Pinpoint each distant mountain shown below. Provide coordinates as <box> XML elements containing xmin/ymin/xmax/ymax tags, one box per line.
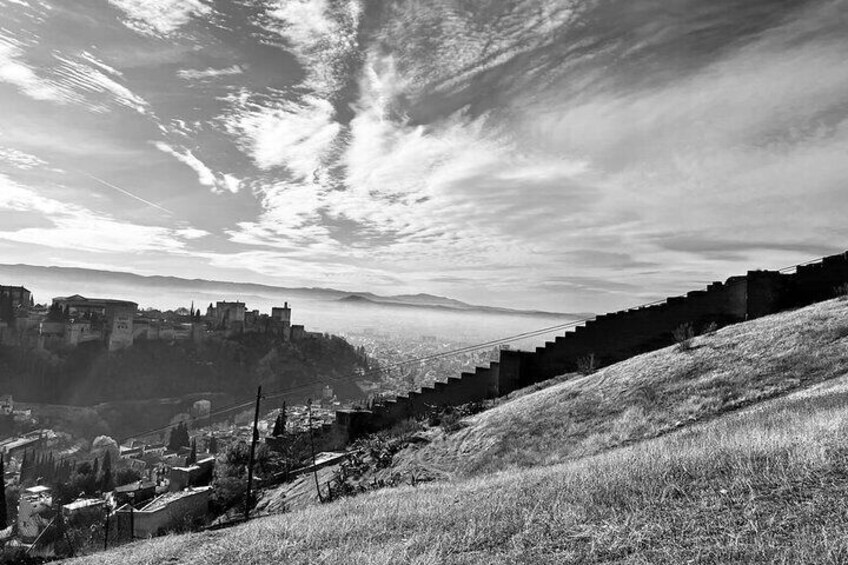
<box><xmin>337</xmin><ymin>293</ymin><xmax>582</xmax><ymax>318</ymax></box>
<box><xmin>0</xmin><ymin>263</ymin><xmax>589</xmax><ymax>319</ymax></box>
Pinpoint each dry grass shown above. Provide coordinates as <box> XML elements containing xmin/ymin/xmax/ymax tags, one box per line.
<box><xmin>63</xmin><ymin>299</ymin><xmax>848</xmax><ymax>565</ymax></box>
<box><xmin>397</xmin><ymin>298</ymin><xmax>848</xmax><ymax>476</ymax></box>
<box><xmin>66</xmin><ymin>366</ymin><xmax>848</xmax><ymax>565</ymax></box>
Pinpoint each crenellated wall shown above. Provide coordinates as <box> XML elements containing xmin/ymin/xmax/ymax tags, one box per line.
<box><xmin>333</xmin><ymin>250</ymin><xmax>848</xmax><ymax>439</ymax></box>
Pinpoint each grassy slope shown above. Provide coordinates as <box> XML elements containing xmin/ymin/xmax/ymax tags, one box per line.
<box><xmin>394</xmin><ymin>297</ymin><xmax>848</xmax><ymax>477</ymax></box>
<box><xmin>65</xmin><ymin>298</ymin><xmax>848</xmax><ymax>564</ymax></box>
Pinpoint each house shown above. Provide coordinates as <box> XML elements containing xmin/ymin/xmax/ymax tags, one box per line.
<box><xmin>62</xmin><ymin>498</ymin><xmax>105</xmax><ymax>521</ymax></box>
<box><xmin>110</xmin><ymin>480</ymin><xmax>156</xmax><ymax>508</ymax></box>
<box><xmin>116</xmin><ymin>486</ymin><xmax>211</xmax><ymax>538</ymax></box>
<box><xmin>168</xmin><ymin>455</ymin><xmax>215</xmax><ymax>492</ymax></box>
<box><xmin>0</xmin><ymin>395</ymin><xmax>12</xmax><ymax>416</ymax></box>
<box><xmin>18</xmin><ymin>485</ymin><xmax>52</xmax><ymax>542</ymax></box>
<box><xmin>0</xmin><ymin>436</ymin><xmax>43</xmax><ymax>458</ymax></box>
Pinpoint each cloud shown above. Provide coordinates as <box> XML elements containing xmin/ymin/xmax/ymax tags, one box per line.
<box><xmin>0</xmin><ymin>31</ymin><xmax>149</xmax><ymax>114</ymax></box>
<box><xmin>263</xmin><ymin>0</ymin><xmax>363</xmax><ymax>98</ymax></box>
<box><xmin>226</xmin><ymin>50</ymin><xmax>594</xmax><ymax>287</ymax></box>
<box><xmin>0</xmin><ymin>147</ymin><xmax>46</xmax><ymax>170</ymax></box>
<box><xmin>52</xmin><ymin>51</ymin><xmax>149</xmax><ymax>114</ymax></box>
<box><xmin>0</xmin><ymin>174</ymin><xmax>207</xmax><ymax>254</ymax></box>
<box><xmin>177</xmin><ymin>65</ymin><xmax>243</xmax><ymax>80</ymax></box>
<box><xmin>153</xmin><ymin>141</ymin><xmax>240</xmax><ymax>194</ymax></box>
<box><xmin>107</xmin><ymin>0</ymin><xmax>212</xmax><ymax>36</ymax></box>
<box><xmin>228</xmin><ymin>181</ymin><xmax>330</xmax><ymax>248</ymax></box>
<box><xmin>0</xmin><ymin>33</ymin><xmax>69</xmax><ymax>103</ymax></box>
<box><xmin>224</xmin><ymin>94</ymin><xmax>341</xmax><ymax>176</ymax></box>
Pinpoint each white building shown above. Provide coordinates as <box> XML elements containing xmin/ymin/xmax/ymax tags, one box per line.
<box><xmin>117</xmin><ymin>486</ymin><xmax>211</xmax><ymax>538</ymax></box>
<box><xmin>18</xmin><ymin>485</ymin><xmax>52</xmax><ymax>542</ymax></box>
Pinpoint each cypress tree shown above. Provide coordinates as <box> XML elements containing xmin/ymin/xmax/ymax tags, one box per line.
<box><xmin>168</xmin><ymin>422</ymin><xmax>190</xmax><ymax>451</ymax></box>
<box><xmin>187</xmin><ymin>439</ymin><xmax>197</xmax><ymax>466</ymax></box>
<box><xmin>19</xmin><ymin>451</ymin><xmax>28</xmax><ymax>483</ymax></box>
<box><xmin>208</xmin><ymin>435</ymin><xmax>218</xmax><ymax>454</ymax></box>
<box><xmin>272</xmin><ymin>403</ymin><xmax>287</xmax><ymax>436</ymax></box>
<box><xmin>101</xmin><ymin>451</ymin><xmax>113</xmax><ymax>492</ymax></box>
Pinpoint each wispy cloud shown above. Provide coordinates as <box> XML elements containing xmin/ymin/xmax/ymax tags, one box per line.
<box><xmin>0</xmin><ymin>174</ymin><xmax>206</xmax><ymax>253</ymax></box>
<box><xmin>224</xmin><ymin>94</ymin><xmax>340</xmax><ymax>175</ymax></box>
<box><xmin>177</xmin><ymin>65</ymin><xmax>243</xmax><ymax>80</ymax></box>
<box><xmin>53</xmin><ymin>51</ymin><xmax>149</xmax><ymax>114</ymax></box>
<box><xmin>153</xmin><ymin>141</ymin><xmax>241</xmax><ymax>194</ymax></box>
<box><xmin>263</xmin><ymin>0</ymin><xmax>362</xmax><ymax>98</ymax></box>
<box><xmin>0</xmin><ymin>31</ymin><xmax>149</xmax><ymax>114</ymax></box>
<box><xmin>107</xmin><ymin>0</ymin><xmax>212</xmax><ymax>36</ymax></box>
<box><xmin>0</xmin><ymin>146</ymin><xmax>46</xmax><ymax>170</ymax></box>
<box><xmin>0</xmin><ymin>33</ymin><xmax>69</xmax><ymax>103</ymax></box>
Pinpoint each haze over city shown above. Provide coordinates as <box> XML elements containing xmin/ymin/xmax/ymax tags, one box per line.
<box><xmin>2</xmin><ymin>0</ymin><xmax>847</xmax><ymax>313</ymax></box>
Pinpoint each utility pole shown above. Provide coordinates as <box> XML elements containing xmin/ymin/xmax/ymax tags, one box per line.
<box><xmin>103</xmin><ymin>507</ymin><xmax>110</xmax><ymax>550</ymax></box>
<box><xmin>307</xmin><ymin>399</ymin><xmax>323</xmax><ymax>502</ymax></box>
<box><xmin>244</xmin><ymin>386</ymin><xmax>262</xmax><ymax>521</ymax></box>
<box><xmin>128</xmin><ymin>492</ymin><xmax>135</xmax><ymax>541</ymax></box>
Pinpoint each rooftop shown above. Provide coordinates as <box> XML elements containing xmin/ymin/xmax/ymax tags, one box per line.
<box><xmin>52</xmin><ymin>295</ymin><xmax>138</xmax><ymax>308</ymax></box>
<box><xmin>114</xmin><ymin>480</ymin><xmax>155</xmax><ymax>493</ymax></box>
<box><xmin>140</xmin><ymin>486</ymin><xmax>211</xmax><ymax>512</ymax></box>
<box><xmin>63</xmin><ymin>498</ymin><xmax>104</xmax><ymax>512</ymax></box>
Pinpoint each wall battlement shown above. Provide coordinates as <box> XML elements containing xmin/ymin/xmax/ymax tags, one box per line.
<box><xmin>334</xmin><ymin>250</ymin><xmax>848</xmax><ymax>439</ymax></box>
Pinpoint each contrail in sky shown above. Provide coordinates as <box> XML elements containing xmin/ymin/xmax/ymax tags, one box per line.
<box><xmin>81</xmin><ymin>171</ymin><xmax>174</xmax><ymax>215</ymax></box>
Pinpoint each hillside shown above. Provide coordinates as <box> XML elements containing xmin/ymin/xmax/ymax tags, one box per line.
<box><xmin>0</xmin><ymin>333</ymin><xmax>369</xmax><ymax>438</ymax></box>
<box><xmin>386</xmin><ymin>296</ymin><xmax>848</xmax><ymax>478</ymax></box>
<box><xmin>63</xmin><ymin>298</ymin><xmax>848</xmax><ymax>564</ymax></box>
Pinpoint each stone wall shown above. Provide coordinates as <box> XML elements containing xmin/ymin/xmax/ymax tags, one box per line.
<box><xmin>331</xmin><ymin>250</ymin><xmax>848</xmax><ymax>439</ymax></box>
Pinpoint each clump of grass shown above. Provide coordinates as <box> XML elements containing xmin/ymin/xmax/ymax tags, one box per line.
<box><xmin>576</xmin><ymin>353</ymin><xmax>597</xmax><ymax>375</ymax></box>
<box><xmin>673</xmin><ymin>323</ymin><xmax>695</xmax><ymax>352</ymax></box>
<box><xmin>701</xmin><ymin>321</ymin><xmax>719</xmax><ymax>335</ymax></box>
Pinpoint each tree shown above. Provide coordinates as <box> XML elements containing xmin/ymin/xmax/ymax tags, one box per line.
<box><xmin>187</xmin><ymin>439</ymin><xmax>197</xmax><ymax>466</ymax></box>
<box><xmin>271</xmin><ymin>403</ymin><xmax>287</xmax><ymax>436</ymax></box>
<box><xmin>0</xmin><ymin>454</ymin><xmax>8</xmax><ymax>529</ymax></box>
<box><xmin>115</xmin><ymin>468</ymin><xmax>141</xmax><ymax>488</ymax></box>
<box><xmin>207</xmin><ymin>435</ymin><xmax>219</xmax><ymax>455</ymax></box>
<box><xmin>100</xmin><ymin>451</ymin><xmax>114</xmax><ymax>492</ymax></box>
<box><xmin>167</xmin><ymin>422</ymin><xmax>190</xmax><ymax>452</ymax></box>
<box><xmin>211</xmin><ymin>441</ymin><xmax>271</xmax><ymax>512</ymax></box>
<box><xmin>20</xmin><ymin>451</ymin><xmax>33</xmax><ymax>484</ymax></box>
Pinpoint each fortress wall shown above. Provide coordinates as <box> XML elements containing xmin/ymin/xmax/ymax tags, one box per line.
<box><xmin>335</xmin><ymin>250</ymin><xmax>848</xmax><ymax>439</ymax></box>
<box><xmin>787</xmin><ymin>252</ymin><xmax>848</xmax><ymax>307</ymax></box>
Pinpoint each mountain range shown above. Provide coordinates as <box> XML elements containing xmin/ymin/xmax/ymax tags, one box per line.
<box><xmin>0</xmin><ymin>264</ymin><xmax>588</xmax><ymax>319</ymax></box>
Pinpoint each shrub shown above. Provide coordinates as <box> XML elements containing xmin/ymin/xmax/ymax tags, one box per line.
<box><xmin>576</xmin><ymin>353</ymin><xmax>597</xmax><ymax>375</ymax></box>
<box><xmin>834</xmin><ymin>283</ymin><xmax>848</xmax><ymax>300</ymax></box>
<box><xmin>439</xmin><ymin>409</ymin><xmax>464</xmax><ymax>434</ymax></box>
<box><xmin>673</xmin><ymin>323</ymin><xmax>695</xmax><ymax>352</ymax></box>
<box><xmin>701</xmin><ymin>321</ymin><xmax>719</xmax><ymax>335</ymax></box>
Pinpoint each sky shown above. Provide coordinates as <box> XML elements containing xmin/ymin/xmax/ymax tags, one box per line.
<box><xmin>0</xmin><ymin>0</ymin><xmax>847</xmax><ymax>313</ymax></box>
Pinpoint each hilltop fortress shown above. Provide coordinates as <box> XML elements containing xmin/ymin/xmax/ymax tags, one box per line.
<box><xmin>0</xmin><ymin>292</ymin><xmax>306</xmax><ymax>352</ymax></box>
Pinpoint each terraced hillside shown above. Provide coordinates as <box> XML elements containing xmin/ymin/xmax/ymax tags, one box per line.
<box><xmin>65</xmin><ymin>297</ymin><xmax>848</xmax><ymax>564</ymax></box>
